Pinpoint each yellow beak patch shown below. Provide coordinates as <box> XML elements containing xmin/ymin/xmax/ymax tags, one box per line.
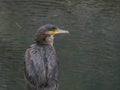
<box><xmin>49</xmin><ymin>29</ymin><xmax>58</xmax><ymax>35</ymax></box>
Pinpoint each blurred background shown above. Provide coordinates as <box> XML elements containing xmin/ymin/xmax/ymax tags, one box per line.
<box><xmin>0</xmin><ymin>0</ymin><xmax>120</xmax><ymax>90</ymax></box>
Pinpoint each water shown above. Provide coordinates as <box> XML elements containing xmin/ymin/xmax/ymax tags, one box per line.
<box><xmin>0</xmin><ymin>0</ymin><xmax>120</xmax><ymax>90</ymax></box>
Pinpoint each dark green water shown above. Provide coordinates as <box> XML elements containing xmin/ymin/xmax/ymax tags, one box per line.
<box><xmin>0</xmin><ymin>0</ymin><xmax>120</xmax><ymax>90</ymax></box>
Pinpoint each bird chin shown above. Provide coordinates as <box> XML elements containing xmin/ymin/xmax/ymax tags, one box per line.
<box><xmin>50</xmin><ymin>43</ymin><xmax>53</xmax><ymax>46</ymax></box>
<box><xmin>45</xmin><ymin>36</ymin><xmax>54</xmax><ymax>46</ymax></box>
<box><xmin>48</xmin><ymin>40</ymin><xmax>54</xmax><ymax>46</ymax></box>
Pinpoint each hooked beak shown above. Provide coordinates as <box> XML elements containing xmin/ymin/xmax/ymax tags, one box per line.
<box><xmin>49</xmin><ymin>29</ymin><xmax>69</xmax><ymax>35</ymax></box>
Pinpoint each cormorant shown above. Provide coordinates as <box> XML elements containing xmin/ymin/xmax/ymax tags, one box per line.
<box><xmin>24</xmin><ymin>24</ymin><xmax>69</xmax><ymax>90</ymax></box>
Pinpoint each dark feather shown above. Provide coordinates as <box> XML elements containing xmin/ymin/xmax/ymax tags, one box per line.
<box><xmin>24</xmin><ymin>44</ymin><xmax>59</xmax><ymax>90</ymax></box>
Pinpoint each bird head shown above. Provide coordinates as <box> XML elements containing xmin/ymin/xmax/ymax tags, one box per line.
<box><xmin>35</xmin><ymin>24</ymin><xmax>69</xmax><ymax>45</ymax></box>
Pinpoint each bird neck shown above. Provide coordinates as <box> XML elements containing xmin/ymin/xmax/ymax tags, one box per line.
<box><xmin>36</xmin><ymin>42</ymin><xmax>53</xmax><ymax>47</ymax></box>
<box><xmin>44</xmin><ymin>35</ymin><xmax>54</xmax><ymax>46</ymax></box>
<box><xmin>35</xmin><ymin>35</ymin><xmax>54</xmax><ymax>46</ymax></box>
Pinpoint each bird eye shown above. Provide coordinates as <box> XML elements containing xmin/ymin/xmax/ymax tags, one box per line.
<box><xmin>52</xmin><ymin>27</ymin><xmax>57</xmax><ymax>30</ymax></box>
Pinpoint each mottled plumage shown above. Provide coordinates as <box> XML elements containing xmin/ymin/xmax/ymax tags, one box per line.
<box><xmin>24</xmin><ymin>24</ymin><xmax>68</xmax><ymax>90</ymax></box>
<box><xmin>24</xmin><ymin>44</ymin><xmax>59</xmax><ymax>90</ymax></box>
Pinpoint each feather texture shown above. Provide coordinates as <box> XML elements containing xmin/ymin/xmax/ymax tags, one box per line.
<box><xmin>24</xmin><ymin>44</ymin><xmax>59</xmax><ymax>90</ymax></box>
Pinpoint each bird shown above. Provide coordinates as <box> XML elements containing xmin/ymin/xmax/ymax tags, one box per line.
<box><xmin>24</xmin><ymin>24</ymin><xmax>69</xmax><ymax>90</ymax></box>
